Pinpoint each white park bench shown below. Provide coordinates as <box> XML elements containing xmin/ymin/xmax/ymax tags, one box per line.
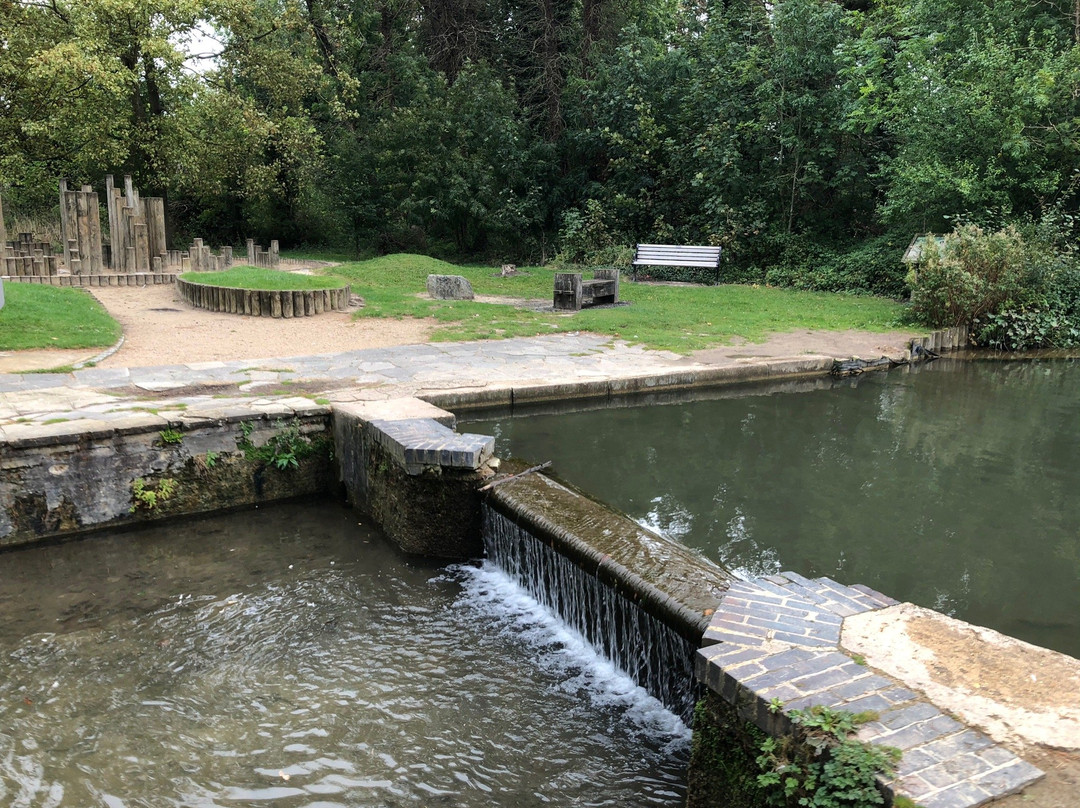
<box><xmin>632</xmin><ymin>243</ymin><xmax>722</xmax><ymax>283</ymax></box>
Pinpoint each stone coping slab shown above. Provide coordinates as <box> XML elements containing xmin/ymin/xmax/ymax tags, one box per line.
<box><xmin>697</xmin><ymin>572</ymin><xmax>1044</xmax><ymax>808</ymax></box>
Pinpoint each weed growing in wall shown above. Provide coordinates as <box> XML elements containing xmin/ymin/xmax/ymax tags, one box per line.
<box><xmin>755</xmin><ymin>705</ymin><xmax>900</xmax><ymax>807</ymax></box>
<box><xmin>237</xmin><ymin>419</ymin><xmax>327</xmax><ymax>470</ymax></box>
<box><xmin>130</xmin><ymin>478</ymin><xmax>178</xmax><ymax>512</ymax></box>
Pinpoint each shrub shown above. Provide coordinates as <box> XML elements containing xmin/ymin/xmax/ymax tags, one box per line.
<box><xmin>906</xmin><ymin>225</ymin><xmax>1031</xmax><ymax>328</ymax></box>
<box><xmin>972</xmin><ymin>310</ymin><xmax>1080</xmax><ymax>350</ymax></box>
<box><xmin>556</xmin><ymin>199</ymin><xmax>632</xmax><ymax>267</ymax></box>
<box><xmin>762</xmin><ymin>233</ymin><xmax>907</xmax><ymax>297</ymax></box>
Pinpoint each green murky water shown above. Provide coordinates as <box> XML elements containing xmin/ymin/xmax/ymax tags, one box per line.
<box><xmin>466</xmin><ymin>358</ymin><xmax>1080</xmax><ymax>658</ymax></box>
<box><xmin>0</xmin><ymin>501</ymin><xmax>689</xmax><ymax>806</ymax></box>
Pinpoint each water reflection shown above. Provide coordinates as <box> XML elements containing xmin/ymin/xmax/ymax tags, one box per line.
<box><xmin>0</xmin><ymin>502</ymin><xmax>688</xmax><ymax>807</ymax></box>
<box><xmin>467</xmin><ymin>358</ymin><xmax>1080</xmax><ymax>658</ymax></box>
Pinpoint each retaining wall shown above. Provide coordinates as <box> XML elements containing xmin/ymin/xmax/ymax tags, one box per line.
<box><xmin>177</xmin><ymin>279</ymin><xmax>350</xmax><ymax>317</ymax></box>
<box><xmin>0</xmin><ymin>407</ymin><xmax>334</xmax><ymax>550</ymax></box>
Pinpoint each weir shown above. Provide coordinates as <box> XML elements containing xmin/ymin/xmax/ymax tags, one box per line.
<box><xmin>483</xmin><ymin>505</ymin><xmax>701</xmax><ymax>719</ymax></box>
<box><xmin>481</xmin><ymin>466</ymin><xmax>735</xmax><ymax>722</ymax></box>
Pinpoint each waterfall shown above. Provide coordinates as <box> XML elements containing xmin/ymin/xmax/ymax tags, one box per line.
<box><xmin>482</xmin><ymin>504</ymin><xmax>700</xmax><ymax>722</ymax></box>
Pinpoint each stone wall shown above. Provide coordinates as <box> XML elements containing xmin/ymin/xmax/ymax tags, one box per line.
<box><xmin>332</xmin><ymin>399</ymin><xmax>496</xmax><ymax>558</ymax></box>
<box><xmin>0</xmin><ymin>408</ymin><xmax>334</xmax><ymax>550</ymax></box>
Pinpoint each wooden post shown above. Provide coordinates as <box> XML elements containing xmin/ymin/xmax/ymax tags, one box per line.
<box><xmin>270</xmin><ymin>239</ymin><xmax>279</xmax><ymax>268</ymax></box>
<box><xmin>85</xmin><ymin>189</ymin><xmax>103</xmax><ymax>273</ymax></box>
<box><xmin>146</xmin><ymin>197</ymin><xmax>167</xmax><ymax>262</ymax></box>
<box><xmin>134</xmin><ymin>222</ymin><xmax>149</xmax><ymax>272</ymax></box>
<box><xmin>246</xmin><ymin>238</ymin><xmax>255</xmax><ymax>266</ymax></box>
<box><xmin>0</xmin><ymin>191</ymin><xmax>6</xmax><ymax>257</ymax></box>
<box><xmin>59</xmin><ymin>179</ymin><xmax>71</xmax><ymax>269</ymax></box>
<box><xmin>105</xmin><ymin>175</ymin><xmax>117</xmax><ymax>268</ymax></box>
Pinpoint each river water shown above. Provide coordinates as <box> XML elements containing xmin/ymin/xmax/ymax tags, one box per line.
<box><xmin>0</xmin><ymin>501</ymin><xmax>689</xmax><ymax>807</ymax></box>
<box><xmin>466</xmin><ymin>358</ymin><xmax>1080</xmax><ymax>659</ymax></box>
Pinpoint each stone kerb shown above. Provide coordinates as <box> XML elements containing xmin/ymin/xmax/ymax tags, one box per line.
<box><xmin>697</xmin><ymin>572</ymin><xmax>1043</xmax><ymax>808</ymax></box>
<box><xmin>177</xmin><ymin>278</ymin><xmax>351</xmax><ymax>317</ymax></box>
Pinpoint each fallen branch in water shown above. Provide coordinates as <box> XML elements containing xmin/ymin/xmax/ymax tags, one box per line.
<box><xmin>478</xmin><ymin>461</ymin><xmax>552</xmax><ymax>492</ymax></box>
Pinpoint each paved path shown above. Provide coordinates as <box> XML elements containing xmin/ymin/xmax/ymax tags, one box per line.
<box><xmin>0</xmin><ymin>334</ymin><xmax>889</xmax><ymax>429</ymax></box>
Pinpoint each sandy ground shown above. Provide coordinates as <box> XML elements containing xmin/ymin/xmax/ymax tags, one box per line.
<box><xmin>0</xmin><ymin>283</ymin><xmax>437</xmax><ymax>372</ymax></box>
<box><xmin>0</xmin><ymin>282</ymin><xmax>916</xmax><ymax>372</ymax></box>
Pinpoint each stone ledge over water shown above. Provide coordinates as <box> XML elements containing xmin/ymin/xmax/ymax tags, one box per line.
<box><xmin>697</xmin><ymin>572</ymin><xmax>1045</xmax><ymax>808</ymax></box>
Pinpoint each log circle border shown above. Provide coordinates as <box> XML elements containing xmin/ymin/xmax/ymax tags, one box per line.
<box><xmin>177</xmin><ymin>278</ymin><xmax>351</xmax><ymax>318</ymax></box>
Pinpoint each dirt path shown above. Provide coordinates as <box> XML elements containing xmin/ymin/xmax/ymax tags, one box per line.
<box><xmin>0</xmin><ymin>282</ymin><xmax>916</xmax><ymax>373</ymax></box>
<box><xmin>0</xmin><ymin>284</ymin><xmax>438</xmax><ymax>372</ymax></box>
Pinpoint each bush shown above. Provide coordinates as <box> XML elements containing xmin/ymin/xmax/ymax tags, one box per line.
<box><xmin>906</xmin><ymin>225</ymin><xmax>1032</xmax><ymax>328</ymax></box>
<box><xmin>762</xmin><ymin>233</ymin><xmax>907</xmax><ymax>297</ymax></box>
<box><xmin>973</xmin><ymin>310</ymin><xmax>1080</xmax><ymax>350</ymax></box>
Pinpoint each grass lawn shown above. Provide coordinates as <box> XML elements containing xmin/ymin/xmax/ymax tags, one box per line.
<box><xmin>181</xmin><ymin>266</ymin><xmax>349</xmax><ymax>290</ymax></box>
<box><xmin>0</xmin><ymin>284</ymin><xmax>121</xmax><ymax>351</ymax></box>
<box><xmin>322</xmin><ymin>254</ymin><xmax>910</xmax><ymax>353</ymax></box>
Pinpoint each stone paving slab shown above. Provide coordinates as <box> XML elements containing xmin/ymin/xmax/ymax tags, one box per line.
<box><xmin>698</xmin><ymin>571</ymin><xmax>1043</xmax><ymax>808</ymax></box>
<box><xmin>0</xmin><ymin>334</ymin><xmax>850</xmax><ymax>428</ymax></box>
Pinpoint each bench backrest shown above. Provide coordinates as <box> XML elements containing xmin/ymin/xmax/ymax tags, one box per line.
<box><xmin>632</xmin><ymin>243</ymin><xmax>722</xmax><ymax>268</ymax></box>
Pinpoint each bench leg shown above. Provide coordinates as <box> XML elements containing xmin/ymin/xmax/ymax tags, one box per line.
<box><xmin>554</xmin><ymin>272</ymin><xmax>583</xmax><ymax>310</ymax></box>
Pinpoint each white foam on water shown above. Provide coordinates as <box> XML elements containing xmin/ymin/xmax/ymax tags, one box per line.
<box><xmin>447</xmin><ymin>561</ymin><xmax>692</xmax><ymax>751</ymax></box>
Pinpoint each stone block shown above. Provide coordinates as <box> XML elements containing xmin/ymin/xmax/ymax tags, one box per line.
<box><xmin>426</xmin><ymin>274</ymin><xmax>475</xmax><ymax>300</ymax></box>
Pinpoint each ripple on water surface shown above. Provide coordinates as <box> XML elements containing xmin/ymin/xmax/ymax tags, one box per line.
<box><xmin>0</xmin><ymin>501</ymin><xmax>688</xmax><ymax>807</ymax></box>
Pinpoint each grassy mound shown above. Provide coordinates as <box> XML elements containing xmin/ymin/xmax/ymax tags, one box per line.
<box><xmin>180</xmin><ymin>266</ymin><xmax>348</xmax><ymax>291</ymax></box>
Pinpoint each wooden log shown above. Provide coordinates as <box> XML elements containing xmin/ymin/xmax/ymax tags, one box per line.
<box><xmin>104</xmin><ymin>175</ymin><xmax>117</xmax><ymax>267</ymax></box>
<box><xmin>314</xmin><ymin>290</ymin><xmax>324</xmax><ymax>314</ymax></box>
<box><xmin>59</xmin><ymin>180</ymin><xmax>71</xmax><ymax>269</ymax></box>
<box><xmin>246</xmin><ymin>238</ymin><xmax>255</xmax><ymax>266</ymax></box>
<box><xmin>270</xmin><ymin>292</ymin><xmax>282</xmax><ymax>318</ymax></box>
<box><xmin>269</xmin><ymin>239</ymin><xmax>279</xmax><ymax>268</ymax></box>
<box><xmin>134</xmin><ymin>222</ymin><xmax>149</xmax><ymax>272</ymax></box>
<box><xmin>146</xmin><ymin>197</ymin><xmax>166</xmax><ymax>260</ymax></box>
<box><xmin>281</xmin><ymin>289</ymin><xmax>293</xmax><ymax>318</ymax></box>
<box><xmin>85</xmin><ymin>191</ymin><xmax>103</xmax><ymax>273</ymax></box>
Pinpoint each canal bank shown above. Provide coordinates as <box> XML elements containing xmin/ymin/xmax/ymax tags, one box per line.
<box><xmin>0</xmin><ymin>332</ymin><xmax>1073</xmax><ymax>806</ymax></box>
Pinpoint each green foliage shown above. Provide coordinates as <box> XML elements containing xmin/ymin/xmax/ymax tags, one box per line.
<box><xmin>237</xmin><ymin>419</ymin><xmax>323</xmax><ymax>470</ymax></box>
<box><xmin>556</xmin><ymin>200</ymin><xmax>632</xmax><ymax>268</ymax></box>
<box><xmin>689</xmin><ymin>700</ymin><xmax>771</xmax><ymax>808</ymax></box>
<box><xmin>6</xmin><ymin>0</ymin><xmax>1078</xmax><ymax>299</ymax></box>
<box><xmin>158</xmin><ymin>429</ymin><xmax>183</xmax><ymax>446</ymax></box>
<box><xmin>130</xmin><ymin>477</ymin><xmax>178</xmax><ymax>512</ymax></box>
<box><xmin>907</xmin><ymin>225</ymin><xmax>1032</xmax><ymax>327</ymax></box>
<box><xmin>0</xmin><ymin>285</ymin><xmax>121</xmax><ymax>351</ymax></box>
<box><xmin>756</xmin><ymin>706</ymin><xmax>899</xmax><ymax>808</ymax></box>
<box><xmin>763</xmin><ymin>235</ymin><xmax>909</xmax><ymax>298</ymax></box>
